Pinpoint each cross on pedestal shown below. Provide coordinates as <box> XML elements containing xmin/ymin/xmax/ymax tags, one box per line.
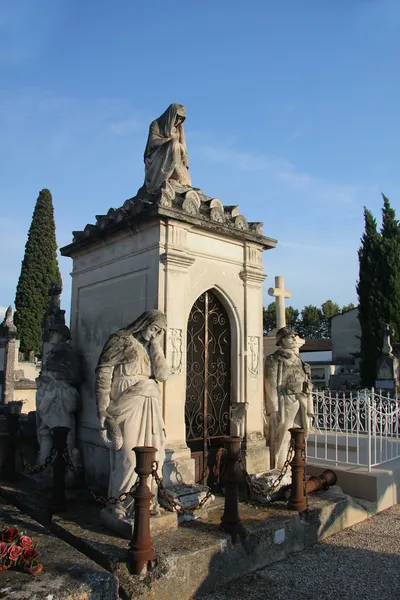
<box><xmin>48</xmin><ymin>281</ymin><xmax>62</xmax><ymax>311</ymax></box>
<box><xmin>268</xmin><ymin>276</ymin><xmax>292</xmax><ymax>329</ymax></box>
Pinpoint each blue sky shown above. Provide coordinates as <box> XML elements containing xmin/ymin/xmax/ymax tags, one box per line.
<box><xmin>1</xmin><ymin>0</ymin><xmax>399</xmax><ymax>322</ymax></box>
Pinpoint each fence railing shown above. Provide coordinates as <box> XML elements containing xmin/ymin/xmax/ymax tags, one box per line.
<box><xmin>306</xmin><ymin>388</ymin><xmax>400</xmax><ymax>471</ymax></box>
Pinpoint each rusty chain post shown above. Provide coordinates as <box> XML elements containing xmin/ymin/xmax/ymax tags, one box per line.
<box><xmin>3</xmin><ymin>410</ymin><xmax>20</xmax><ymax>481</ymax></box>
<box><xmin>287</xmin><ymin>427</ymin><xmax>307</xmax><ymax>513</ymax></box>
<box><xmin>306</xmin><ymin>469</ymin><xmax>337</xmax><ymax>494</ymax></box>
<box><xmin>51</xmin><ymin>426</ymin><xmax>70</xmax><ymax>512</ymax></box>
<box><xmin>220</xmin><ymin>436</ymin><xmax>244</xmax><ymax>535</ymax></box>
<box><xmin>128</xmin><ymin>446</ymin><xmax>157</xmax><ymax>576</ymax></box>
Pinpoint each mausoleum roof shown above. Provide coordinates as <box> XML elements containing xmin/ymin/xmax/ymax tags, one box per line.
<box><xmin>61</xmin><ymin>184</ymin><xmax>277</xmax><ymax>257</ymax></box>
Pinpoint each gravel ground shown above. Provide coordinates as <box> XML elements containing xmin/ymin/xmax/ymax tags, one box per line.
<box><xmin>198</xmin><ymin>504</ymin><xmax>400</xmax><ymax>600</ymax></box>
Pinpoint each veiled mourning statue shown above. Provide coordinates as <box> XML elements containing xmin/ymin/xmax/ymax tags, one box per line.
<box><xmin>36</xmin><ymin>324</ymin><xmax>82</xmax><ymax>467</ymax></box>
<box><xmin>95</xmin><ymin>310</ymin><xmax>169</xmax><ymax>525</ymax></box>
<box><xmin>264</xmin><ymin>327</ymin><xmax>314</xmax><ymax>469</ymax></box>
<box><xmin>144</xmin><ymin>103</ymin><xmax>191</xmax><ymax>194</ymax></box>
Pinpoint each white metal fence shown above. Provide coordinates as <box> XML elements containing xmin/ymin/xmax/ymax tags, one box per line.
<box><xmin>306</xmin><ymin>388</ymin><xmax>400</xmax><ymax>471</ymax></box>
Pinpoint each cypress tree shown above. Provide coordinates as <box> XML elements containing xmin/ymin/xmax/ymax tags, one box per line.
<box><xmin>379</xmin><ymin>194</ymin><xmax>400</xmax><ymax>342</ymax></box>
<box><xmin>14</xmin><ymin>189</ymin><xmax>62</xmax><ymax>356</ymax></box>
<box><xmin>357</xmin><ymin>208</ymin><xmax>382</xmax><ymax>386</ymax></box>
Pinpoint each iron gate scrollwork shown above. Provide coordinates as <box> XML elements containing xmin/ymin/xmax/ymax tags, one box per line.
<box><xmin>185</xmin><ymin>290</ymin><xmax>231</xmax><ymax>485</ymax></box>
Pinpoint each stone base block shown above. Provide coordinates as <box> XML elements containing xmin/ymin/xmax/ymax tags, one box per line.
<box><xmin>100</xmin><ymin>507</ymin><xmax>178</xmax><ymax>539</ymax></box>
<box><xmin>158</xmin><ymin>483</ymin><xmax>215</xmax><ymax>513</ymax></box>
<box><xmin>249</xmin><ymin>469</ymin><xmax>292</xmax><ymax>504</ymax></box>
<box><xmin>162</xmin><ymin>445</ymin><xmax>196</xmax><ymax>485</ymax></box>
<box><xmin>245</xmin><ymin>435</ymin><xmax>270</xmax><ymax>474</ymax></box>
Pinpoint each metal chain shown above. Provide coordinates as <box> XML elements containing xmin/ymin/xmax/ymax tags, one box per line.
<box><xmin>89</xmin><ymin>480</ymin><xmax>140</xmax><ymax>505</ymax></box>
<box><xmin>151</xmin><ymin>463</ymin><xmax>214</xmax><ymax>514</ymax></box>
<box><xmin>63</xmin><ymin>448</ymin><xmax>78</xmax><ymax>476</ymax></box>
<box><xmin>19</xmin><ymin>446</ymin><xmax>57</xmax><ymax>474</ymax></box>
<box><xmin>238</xmin><ymin>439</ymin><xmax>295</xmax><ymax>502</ymax></box>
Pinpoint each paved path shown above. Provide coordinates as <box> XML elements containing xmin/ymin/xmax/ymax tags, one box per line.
<box><xmin>199</xmin><ymin>505</ymin><xmax>400</xmax><ymax>600</ymax></box>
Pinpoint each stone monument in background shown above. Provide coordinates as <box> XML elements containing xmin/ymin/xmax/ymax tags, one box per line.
<box><xmin>61</xmin><ymin>103</ymin><xmax>278</xmax><ymax>491</ymax></box>
<box><xmin>375</xmin><ymin>324</ymin><xmax>400</xmax><ymax>393</ymax></box>
<box><xmin>35</xmin><ymin>285</ymin><xmax>82</xmax><ymax>480</ymax></box>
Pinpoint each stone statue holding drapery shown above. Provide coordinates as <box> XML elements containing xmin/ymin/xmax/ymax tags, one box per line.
<box><xmin>144</xmin><ymin>103</ymin><xmax>192</xmax><ymax>194</ymax></box>
<box><xmin>95</xmin><ymin>309</ymin><xmax>169</xmax><ymax>535</ymax></box>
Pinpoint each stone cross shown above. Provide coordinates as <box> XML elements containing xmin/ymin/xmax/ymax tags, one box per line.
<box><xmin>268</xmin><ymin>276</ymin><xmax>292</xmax><ymax>329</ymax></box>
<box><xmin>48</xmin><ymin>282</ymin><xmax>62</xmax><ymax>311</ymax></box>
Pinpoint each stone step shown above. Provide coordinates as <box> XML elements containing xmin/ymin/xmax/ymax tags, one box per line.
<box><xmin>0</xmin><ymin>502</ymin><xmax>119</xmax><ymax>600</ymax></box>
<box><xmin>0</xmin><ymin>476</ymin><xmax>373</xmax><ymax>600</ymax></box>
<box><xmin>44</xmin><ymin>486</ymin><xmax>370</xmax><ymax>600</ymax></box>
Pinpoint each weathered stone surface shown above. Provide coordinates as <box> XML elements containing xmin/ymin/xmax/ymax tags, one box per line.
<box><xmin>45</xmin><ymin>487</ymin><xmax>370</xmax><ymax>600</ymax></box>
<box><xmin>0</xmin><ymin>502</ymin><xmax>118</xmax><ymax>600</ymax></box>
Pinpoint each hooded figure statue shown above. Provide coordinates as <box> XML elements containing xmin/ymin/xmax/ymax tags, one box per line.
<box><xmin>144</xmin><ymin>103</ymin><xmax>192</xmax><ymax>194</ymax></box>
<box><xmin>95</xmin><ymin>310</ymin><xmax>169</xmax><ymax>521</ymax></box>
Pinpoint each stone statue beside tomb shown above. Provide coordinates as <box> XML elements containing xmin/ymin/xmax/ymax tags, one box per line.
<box><xmin>95</xmin><ymin>310</ymin><xmax>169</xmax><ymax>526</ymax></box>
<box><xmin>144</xmin><ymin>103</ymin><xmax>191</xmax><ymax>194</ymax></box>
<box><xmin>264</xmin><ymin>327</ymin><xmax>314</xmax><ymax>469</ymax></box>
<box><xmin>36</xmin><ymin>323</ymin><xmax>82</xmax><ymax>467</ymax></box>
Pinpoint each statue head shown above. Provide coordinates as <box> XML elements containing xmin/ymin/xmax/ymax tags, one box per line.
<box><xmin>276</xmin><ymin>327</ymin><xmax>304</xmax><ymax>350</ymax></box>
<box><xmin>124</xmin><ymin>310</ymin><xmax>167</xmax><ymax>343</ymax></box>
<box><xmin>48</xmin><ymin>323</ymin><xmax>71</xmax><ymax>344</ymax></box>
<box><xmin>156</xmin><ymin>104</ymin><xmax>187</xmax><ymax>138</ymax></box>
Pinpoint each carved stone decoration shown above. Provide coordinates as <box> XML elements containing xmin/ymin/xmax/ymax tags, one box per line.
<box><xmin>169</xmin><ymin>328</ymin><xmax>183</xmax><ymax>375</ymax></box>
<box><xmin>182</xmin><ymin>198</ymin><xmax>199</xmax><ymax>215</ymax></box>
<box><xmin>184</xmin><ymin>189</ymin><xmax>201</xmax><ymax>210</ymax></box>
<box><xmin>264</xmin><ymin>327</ymin><xmax>314</xmax><ymax>470</ymax></box>
<box><xmin>209</xmin><ymin>198</ymin><xmax>224</xmax><ymax>211</ymax></box>
<box><xmin>107</xmin><ymin>208</ymin><xmax>117</xmax><ymax>222</ymax></box>
<box><xmin>123</xmin><ymin>199</ymin><xmax>134</xmax><ymax>212</ymax></box>
<box><xmin>248</xmin><ymin>336</ymin><xmax>260</xmax><ymax>375</ymax></box>
<box><xmin>234</xmin><ymin>215</ymin><xmax>249</xmax><ymax>231</ymax></box>
<box><xmin>249</xmin><ymin>222</ymin><xmax>264</xmax><ymax>235</ymax></box>
<box><xmin>210</xmin><ymin>207</ymin><xmax>224</xmax><ymax>223</ymax></box>
<box><xmin>115</xmin><ymin>208</ymin><xmax>128</xmax><ymax>223</ymax></box>
<box><xmin>95</xmin><ymin>309</ymin><xmax>169</xmax><ymax>536</ymax></box>
<box><xmin>97</xmin><ymin>217</ymin><xmax>108</xmax><ymax>231</ymax></box>
<box><xmin>130</xmin><ymin>199</ymin><xmax>143</xmax><ymax>216</ymax></box>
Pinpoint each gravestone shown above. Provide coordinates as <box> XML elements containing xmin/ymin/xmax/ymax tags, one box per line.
<box><xmin>375</xmin><ymin>324</ymin><xmax>399</xmax><ymax>392</ymax></box>
<box><xmin>60</xmin><ymin>103</ymin><xmax>278</xmax><ymax>491</ymax></box>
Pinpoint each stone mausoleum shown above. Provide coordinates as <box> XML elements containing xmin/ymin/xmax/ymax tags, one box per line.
<box><xmin>61</xmin><ymin>104</ymin><xmax>277</xmax><ymax>490</ymax></box>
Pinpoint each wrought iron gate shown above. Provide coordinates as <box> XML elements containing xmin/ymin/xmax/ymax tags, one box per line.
<box><xmin>185</xmin><ymin>290</ymin><xmax>231</xmax><ymax>485</ymax></box>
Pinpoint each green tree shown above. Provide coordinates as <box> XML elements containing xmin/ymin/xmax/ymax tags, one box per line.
<box><xmin>356</xmin><ymin>207</ymin><xmax>382</xmax><ymax>386</ymax></box>
<box><xmin>320</xmin><ymin>299</ymin><xmax>341</xmax><ymax>337</ymax></box>
<box><xmin>14</xmin><ymin>189</ymin><xmax>62</xmax><ymax>356</ymax></box>
<box><xmin>296</xmin><ymin>304</ymin><xmax>324</xmax><ymax>339</ymax></box>
<box><xmin>341</xmin><ymin>303</ymin><xmax>355</xmax><ymax>313</ymax></box>
<box><xmin>379</xmin><ymin>194</ymin><xmax>400</xmax><ymax>342</ymax></box>
<box><xmin>262</xmin><ymin>302</ymin><xmax>299</xmax><ymax>334</ymax></box>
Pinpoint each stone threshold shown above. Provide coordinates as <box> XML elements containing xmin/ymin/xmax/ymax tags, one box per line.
<box><xmin>0</xmin><ymin>477</ymin><xmax>374</xmax><ymax>600</ymax></box>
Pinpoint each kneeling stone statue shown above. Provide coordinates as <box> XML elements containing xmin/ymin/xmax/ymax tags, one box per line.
<box><xmin>264</xmin><ymin>327</ymin><xmax>314</xmax><ymax>470</ymax></box>
<box><xmin>95</xmin><ymin>310</ymin><xmax>169</xmax><ymax>536</ymax></box>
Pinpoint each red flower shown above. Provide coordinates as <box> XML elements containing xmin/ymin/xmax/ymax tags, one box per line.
<box><xmin>8</xmin><ymin>545</ymin><xmax>23</xmax><ymax>561</ymax></box>
<box><xmin>22</xmin><ymin>547</ymin><xmax>38</xmax><ymax>563</ymax></box>
<box><xmin>2</xmin><ymin>528</ymin><xmax>19</xmax><ymax>543</ymax></box>
<box><xmin>19</xmin><ymin>536</ymin><xmax>33</xmax><ymax>549</ymax></box>
<box><xmin>0</xmin><ymin>542</ymin><xmax>7</xmax><ymax>559</ymax></box>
